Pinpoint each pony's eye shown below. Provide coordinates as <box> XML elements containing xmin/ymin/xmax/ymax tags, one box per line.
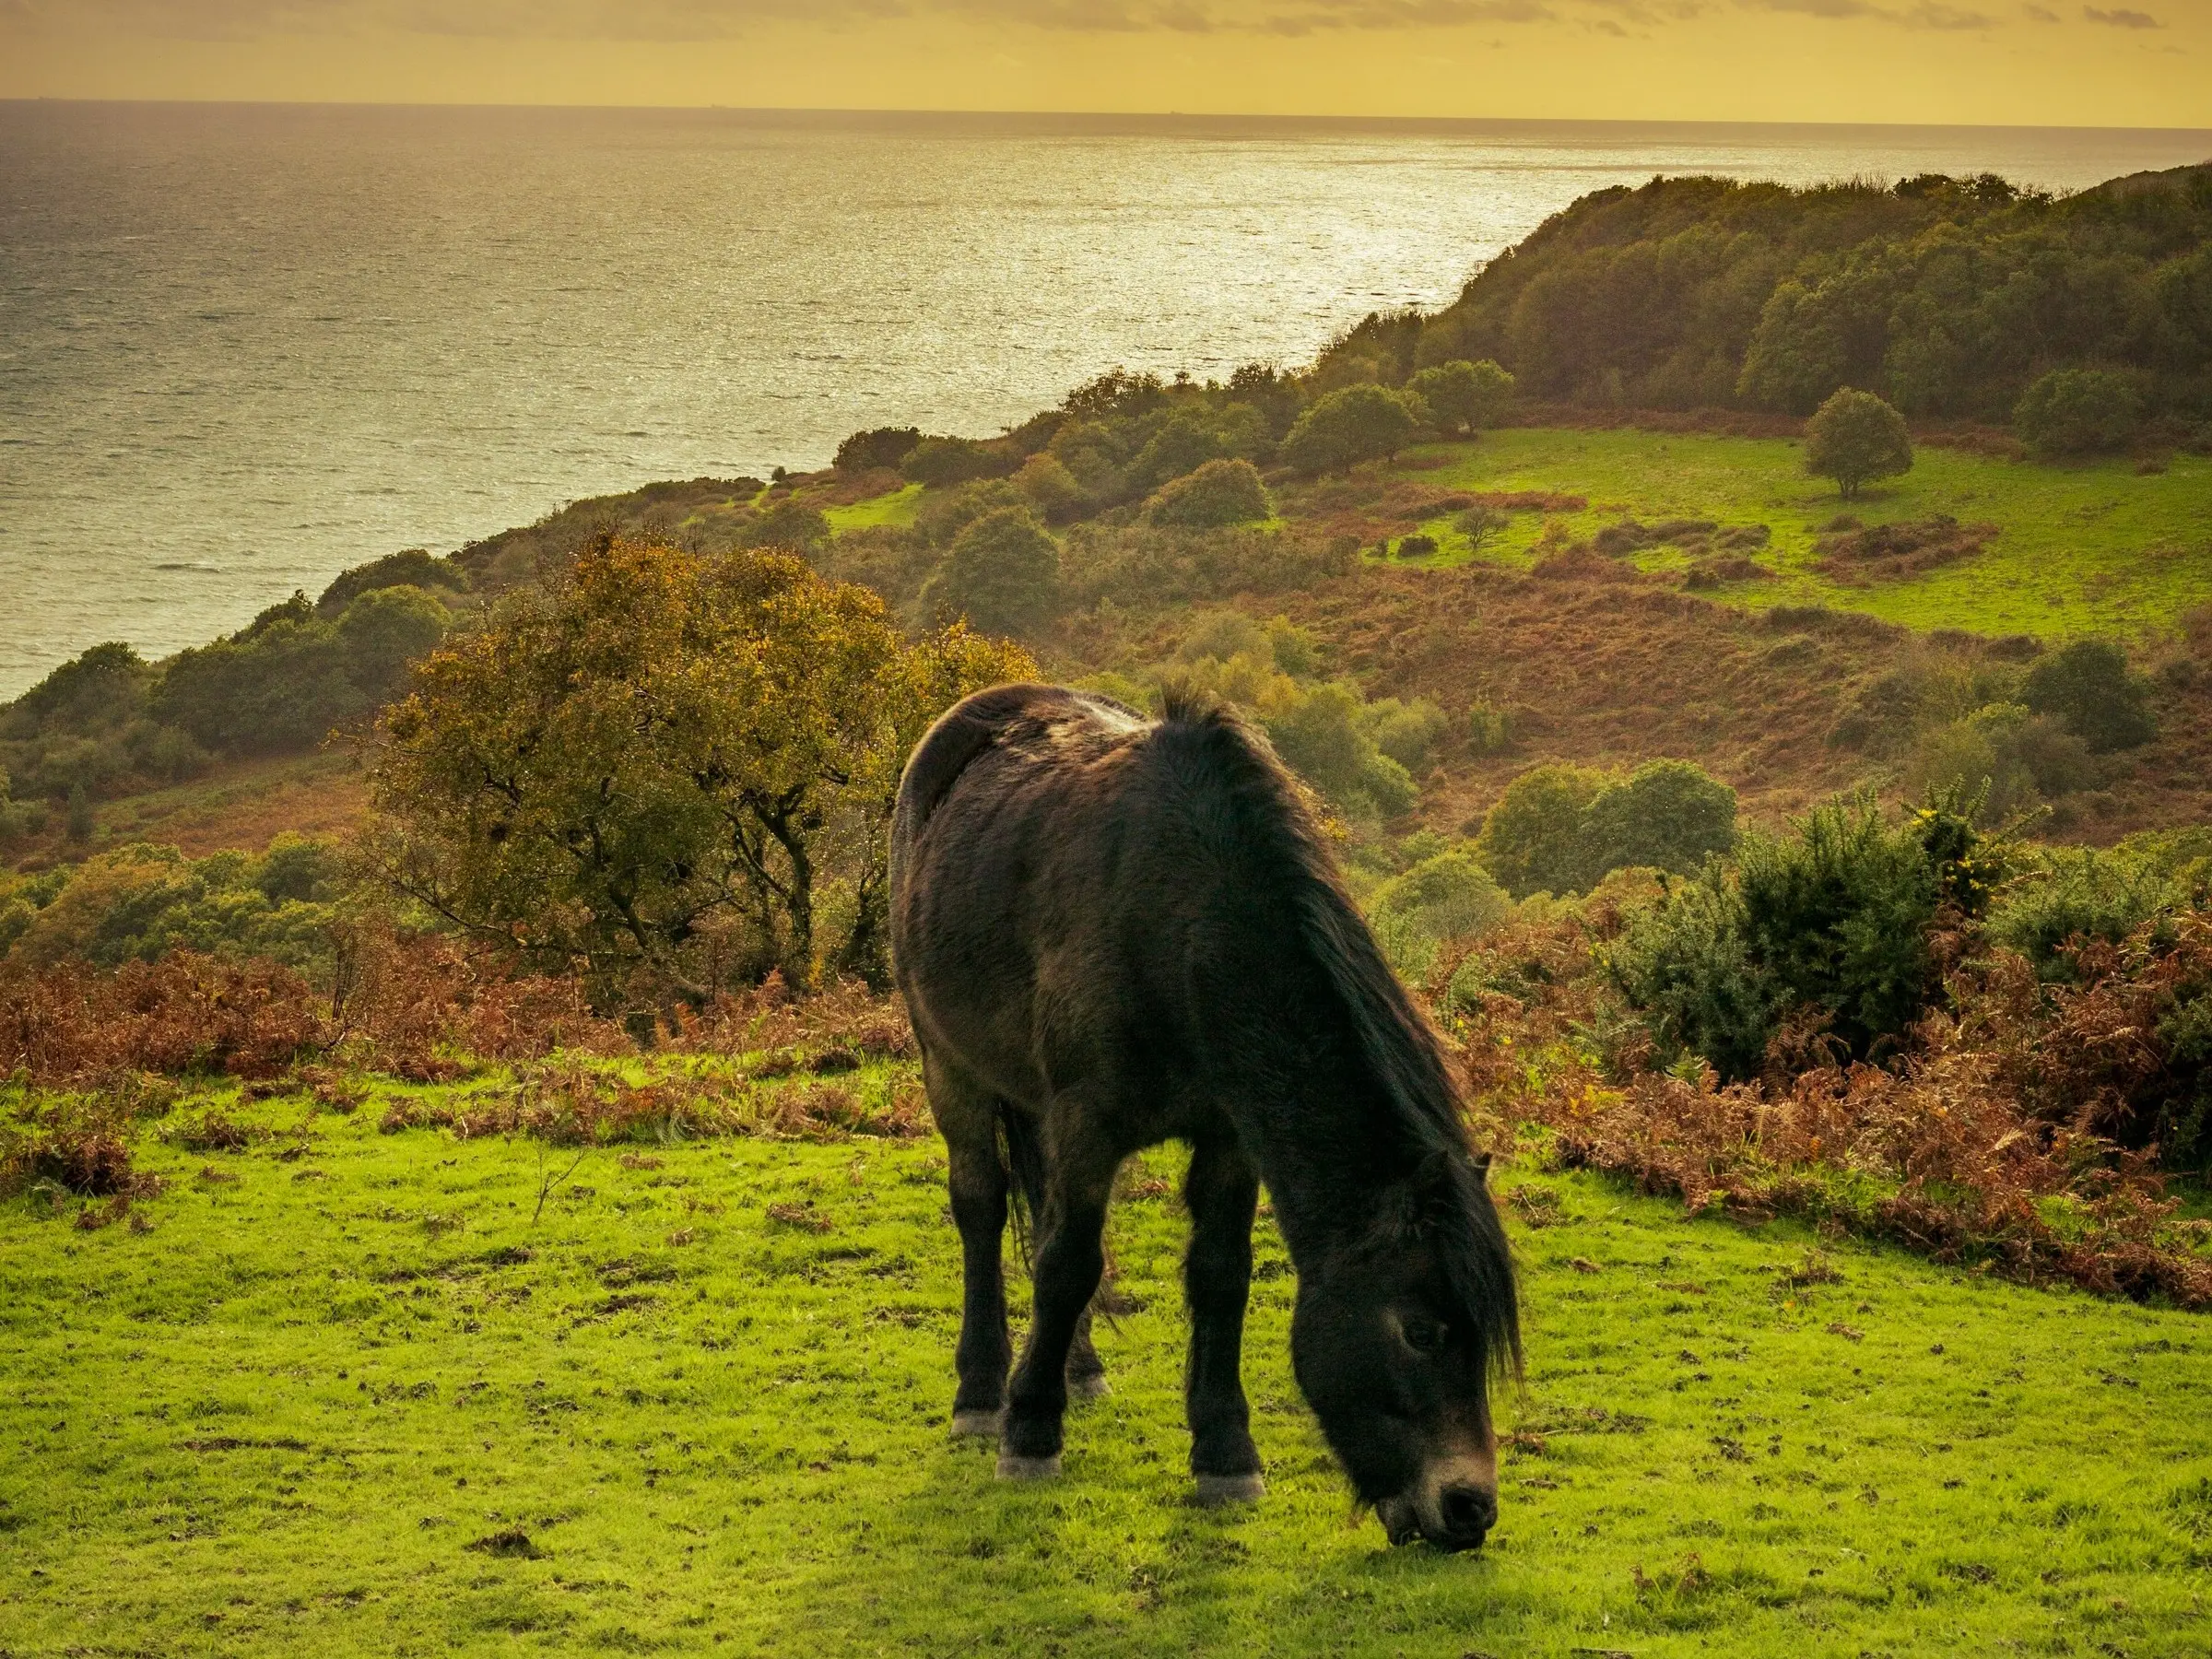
<box><xmin>1402</xmin><ymin>1317</ymin><xmax>1449</xmax><ymax>1355</ymax></box>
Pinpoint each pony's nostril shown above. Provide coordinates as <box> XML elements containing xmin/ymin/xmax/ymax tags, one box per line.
<box><xmin>1438</xmin><ymin>1485</ymin><xmax>1496</xmax><ymax>1543</ymax></box>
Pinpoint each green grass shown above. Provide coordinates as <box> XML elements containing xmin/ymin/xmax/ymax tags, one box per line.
<box><xmin>823</xmin><ymin>483</ymin><xmax>922</xmax><ymax>534</ymax></box>
<box><xmin>5</xmin><ymin>1078</ymin><xmax>2210</xmax><ymax>1656</ymax></box>
<box><xmin>1377</xmin><ymin>429</ymin><xmax>2212</xmax><ymax>640</ymax></box>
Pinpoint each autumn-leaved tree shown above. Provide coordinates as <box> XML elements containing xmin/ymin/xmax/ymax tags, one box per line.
<box><xmin>368</xmin><ymin>536</ymin><xmax>1031</xmax><ymax>1006</ymax></box>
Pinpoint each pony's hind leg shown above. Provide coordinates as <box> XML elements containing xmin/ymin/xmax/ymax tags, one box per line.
<box><xmin>999</xmin><ymin>1118</ymin><xmax>1117</xmax><ymax>1479</ymax></box>
<box><xmin>929</xmin><ymin>1053</ymin><xmax>1012</xmax><ymax>1440</ymax></box>
<box><xmin>1183</xmin><ymin>1135</ymin><xmax>1265</xmax><ymax>1505</ymax></box>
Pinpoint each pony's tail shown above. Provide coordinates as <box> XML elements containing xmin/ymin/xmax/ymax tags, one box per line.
<box><xmin>997</xmin><ymin>1104</ymin><xmax>1047</xmax><ymax>1267</ymax></box>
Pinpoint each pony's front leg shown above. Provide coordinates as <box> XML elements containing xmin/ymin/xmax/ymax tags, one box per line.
<box><xmin>999</xmin><ymin>1137</ymin><xmax>1114</xmax><ymax>1479</ymax></box>
<box><xmin>1183</xmin><ymin>1135</ymin><xmax>1264</xmax><ymax>1503</ymax></box>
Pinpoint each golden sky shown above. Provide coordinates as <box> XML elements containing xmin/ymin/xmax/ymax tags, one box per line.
<box><xmin>2</xmin><ymin>0</ymin><xmax>2206</xmax><ymax>126</ymax></box>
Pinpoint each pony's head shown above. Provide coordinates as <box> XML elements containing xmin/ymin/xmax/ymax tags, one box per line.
<box><xmin>1290</xmin><ymin>1150</ymin><xmax>1519</xmax><ymax>1552</ymax></box>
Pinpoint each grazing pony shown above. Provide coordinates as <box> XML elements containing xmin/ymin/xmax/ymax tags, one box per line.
<box><xmin>889</xmin><ymin>684</ymin><xmax>1520</xmax><ymax>1550</ymax></box>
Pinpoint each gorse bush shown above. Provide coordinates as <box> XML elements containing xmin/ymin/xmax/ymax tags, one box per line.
<box><xmin>1606</xmin><ymin>795</ymin><xmax>1985</xmax><ymax>1081</ymax></box>
<box><xmin>1986</xmin><ymin>844</ymin><xmax>2184</xmax><ymax>981</ymax></box>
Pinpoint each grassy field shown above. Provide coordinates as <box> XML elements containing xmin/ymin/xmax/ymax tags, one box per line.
<box><xmin>1386</xmin><ymin>430</ymin><xmax>2212</xmax><ymax>641</ymax></box>
<box><xmin>824</xmin><ymin>483</ymin><xmax>922</xmax><ymax>534</ymax></box>
<box><xmin>5</xmin><ymin>1072</ymin><xmax>2209</xmax><ymax>1657</ymax></box>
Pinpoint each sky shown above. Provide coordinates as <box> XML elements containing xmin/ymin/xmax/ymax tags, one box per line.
<box><xmin>0</xmin><ymin>0</ymin><xmax>2206</xmax><ymax>127</ymax></box>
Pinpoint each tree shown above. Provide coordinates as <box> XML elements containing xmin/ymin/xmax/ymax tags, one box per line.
<box><xmin>743</xmin><ymin>500</ymin><xmax>831</xmax><ymax>553</ymax></box>
<box><xmin>1804</xmin><ymin>387</ymin><xmax>1913</xmax><ymax>500</ymax></box>
<box><xmin>1408</xmin><ymin>359</ymin><xmax>1516</xmax><ymax>435</ymax></box>
<box><xmin>834</xmin><ymin>426</ymin><xmax>922</xmax><ymax>475</ymax></box>
<box><xmin>1453</xmin><ymin>505</ymin><xmax>1511</xmax><ymax>559</ymax></box>
<box><xmin>1279</xmin><ymin>383</ymin><xmax>1422</xmax><ymax>475</ymax></box>
<box><xmin>2020</xmin><ymin>638</ymin><xmax>2157</xmax><ymax>753</ymax></box>
<box><xmin>335</xmin><ymin>585</ymin><xmax>451</xmax><ymax>701</ymax></box>
<box><xmin>1128</xmin><ymin>408</ymin><xmax>1230</xmax><ymax>495</ymax></box>
<box><xmin>1147</xmin><ymin>458</ymin><xmax>1271</xmax><ymax>528</ymax></box>
<box><xmin>1578</xmin><ymin>760</ymin><xmax>1736</xmax><ymax>880</ymax></box>
<box><xmin>1014</xmin><ymin>453</ymin><xmax>1086</xmax><ymax>521</ymax></box>
<box><xmin>1475</xmin><ymin>764</ymin><xmax>1607</xmax><ymax>898</ymax></box>
<box><xmin>923</xmin><ymin>509</ymin><xmax>1062</xmax><ymax>635</ymax></box>
<box><xmin>2013</xmin><ymin>368</ymin><xmax>2142</xmax><ymax>457</ymax></box>
<box><xmin>317</xmin><ymin>547</ymin><xmax>465</xmax><ymax>616</ymax></box>
<box><xmin>369</xmin><ymin>538</ymin><xmax>1031</xmax><ymax>1003</ymax></box>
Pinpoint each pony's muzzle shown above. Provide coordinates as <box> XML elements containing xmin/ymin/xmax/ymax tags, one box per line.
<box><xmin>1378</xmin><ymin>1451</ymin><xmax>1498</xmax><ymax>1552</ymax></box>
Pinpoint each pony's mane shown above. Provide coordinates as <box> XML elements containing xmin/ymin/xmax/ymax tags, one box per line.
<box><xmin>1155</xmin><ymin>690</ymin><xmax>1522</xmax><ymax>1388</ymax></box>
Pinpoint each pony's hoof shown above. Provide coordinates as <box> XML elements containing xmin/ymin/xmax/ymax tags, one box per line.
<box><xmin>950</xmin><ymin>1409</ymin><xmax>1005</xmax><ymax>1439</ymax></box>
<box><xmin>1194</xmin><ymin>1472</ymin><xmax>1265</xmax><ymax>1507</ymax></box>
<box><xmin>1066</xmin><ymin>1372</ymin><xmax>1111</xmax><ymax>1402</ymax></box>
<box><xmin>995</xmin><ymin>1451</ymin><xmax>1063</xmax><ymax>1481</ymax></box>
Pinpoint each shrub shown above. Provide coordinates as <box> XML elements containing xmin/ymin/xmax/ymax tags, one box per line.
<box><xmin>1407</xmin><ymin>359</ymin><xmax>1515</xmax><ymax>434</ymax></box>
<box><xmin>923</xmin><ymin>510</ymin><xmax>1063</xmax><ymax>635</ymax></box>
<box><xmin>1279</xmin><ymin>383</ymin><xmax>1423</xmax><ymax>475</ymax></box>
<box><xmin>915</xmin><ymin>478</ymin><xmax>1025</xmax><ymax>548</ymax></box>
<box><xmin>1986</xmin><ymin>846</ymin><xmax>2183</xmax><ymax>979</ymax></box>
<box><xmin>1265</xmin><ymin>684</ymin><xmax>1418</xmax><ymax>820</ymax></box>
<box><xmin>0</xmin><ymin>840</ymin><xmax>347</xmax><ymax>974</ymax></box>
<box><xmin>1395</xmin><ymin>534</ymin><xmax>1438</xmax><ymax>559</ymax></box>
<box><xmin>1372</xmin><ymin>847</ymin><xmax>1512</xmax><ymax>943</ymax></box>
<box><xmin>2014</xmin><ymin>368</ymin><xmax>2142</xmax><ymax>457</ymax></box>
<box><xmin>834</xmin><ymin>426</ymin><xmax>923</xmax><ymax>474</ymax></box>
<box><xmin>2020</xmin><ymin>639</ymin><xmax>2156</xmax><ymax>752</ymax></box>
<box><xmin>1147</xmin><ymin>459</ymin><xmax>1271</xmax><ymax>529</ymax></box>
<box><xmin>335</xmin><ymin>586</ymin><xmax>451</xmax><ymax>702</ymax></box>
<box><xmin>1359</xmin><ymin>697</ymin><xmax>1448</xmax><ymax>774</ymax></box>
<box><xmin>1607</xmin><ymin>796</ymin><xmax>1979</xmax><ymax>1080</ymax></box>
<box><xmin>0</xmin><ymin>641</ymin><xmax>151</xmax><ymax>741</ymax></box>
<box><xmin>1804</xmin><ymin>388</ymin><xmax>1913</xmax><ymax>500</ymax></box>
<box><xmin>743</xmin><ymin>500</ymin><xmax>831</xmax><ymax>553</ymax></box>
<box><xmin>1465</xmin><ymin>700</ymin><xmax>1513</xmax><ymax>756</ymax></box>
<box><xmin>1128</xmin><ymin>408</ymin><xmax>1231</xmax><ymax>495</ymax></box>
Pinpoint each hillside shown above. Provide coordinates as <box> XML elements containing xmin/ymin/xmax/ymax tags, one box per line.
<box><xmin>1330</xmin><ymin>163</ymin><xmax>2212</xmax><ymax>422</ymax></box>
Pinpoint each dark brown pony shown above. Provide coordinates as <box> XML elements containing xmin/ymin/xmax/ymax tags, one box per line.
<box><xmin>889</xmin><ymin>684</ymin><xmax>1520</xmax><ymax>1550</ymax></box>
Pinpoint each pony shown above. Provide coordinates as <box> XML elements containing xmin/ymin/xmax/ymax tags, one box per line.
<box><xmin>889</xmin><ymin>684</ymin><xmax>1520</xmax><ymax>1549</ymax></box>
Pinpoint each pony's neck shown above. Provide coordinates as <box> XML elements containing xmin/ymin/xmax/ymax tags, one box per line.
<box><xmin>1232</xmin><ymin>1061</ymin><xmax>1409</xmax><ymax>1276</ymax></box>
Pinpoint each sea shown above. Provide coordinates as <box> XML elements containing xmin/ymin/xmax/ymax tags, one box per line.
<box><xmin>3</xmin><ymin>101</ymin><xmax>2208</xmax><ymax>699</ymax></box>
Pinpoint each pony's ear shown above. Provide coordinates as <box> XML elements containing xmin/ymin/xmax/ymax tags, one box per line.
<box><xmin>1471</xmin><ymin>1149</ymin><xmax>1492</xmax><ymax>1179</ymax></box>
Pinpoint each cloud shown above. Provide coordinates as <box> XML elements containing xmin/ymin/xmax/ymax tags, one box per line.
<box><xmin>1749</xmin><ymin>0</ymin><xmax>1991</xmax><ymax>21</ymax></box>
<box><xmin>2021</xmin><ymin>1</ymin><xmax>2057</xmax><ymax>15</ymax></box>
<box><xmin>2081</xmin><ymin>3</ymin><xmax>2159</xmax><ymax>22</ymax></box>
